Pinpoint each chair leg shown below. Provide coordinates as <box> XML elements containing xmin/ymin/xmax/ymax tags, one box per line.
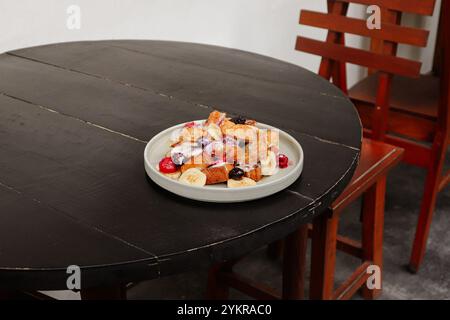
<box><xmin>206</xmin><ymin>262</ymin><xmax>233</xmax><ymax>299</ymax></box>
<box><xmin>361</xmin><ymin>177</ymin><xmax>386</xmax><ymax>299</ymax></box>
<box><xmin>282</xmin><ymin>224</ymin><xmax>309</xmax><ymax>299</ymax></box>
<box><xmin>409</xmin><ymin>135</ymin><xmax>448</xmax><ymax>273</ymax></box>
<box><xmin>309</xmin><ymin>210</ymin><xmax>339</xmax><ymax>300</ymax></box>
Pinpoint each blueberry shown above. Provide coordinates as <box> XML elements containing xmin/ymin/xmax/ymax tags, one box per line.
<box><xmin>229</xmin><ymin>167</ymin><xmax>245</xmax><ymax>180</ymax></box>
<box><xmin>171</xmin><ymin>152</ymin><xmax>186</xmax><ymax>166</ymax></box>
<box><xmin>223</xmin><ymin>136</ymin><xmax>236</xmax><ymax>146</ymax></box>
<box><xmin>197</xmin><ymin>137</ymin><xmax>210</xmax><ymax>148</ymax></box>
<box><xmin>231</xmin><ymin>116</ymin><xmax>246</xmax><ymax>125</ymax></box>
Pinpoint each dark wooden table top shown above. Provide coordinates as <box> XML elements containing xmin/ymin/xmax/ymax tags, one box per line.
<box><xmin>0</xmin><ymin>40</ymin><xmax>361</xmax><ymax>290</ymax></box>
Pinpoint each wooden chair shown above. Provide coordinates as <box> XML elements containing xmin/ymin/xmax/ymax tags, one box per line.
<box><xmin>207</xmin><ymin>137</ymin><xmax>404</xmax><ymax>299</ymax></box>
<box><xmin>307</xmin><ymin>140</ymin><xmax>403</xmax><ymax>299</ymax></box>
<box><xmin>296</xmin><ymin>0</ymin><xmax>441</xmax><ymax>295</ymax></box>
<box><xmin>349</xmin><ymin>0</ymin><xmax>450</xmax><ymax>272</ymax></box>
<box><xmin>206</xmin><ymin>0</ymin><xmax>419</xmax><ymax>300</ymax></box>
<box><xmin>207</xmin><ymin>143</ymin><xmax>403</xmax><ymax>300</ymax></box>
<box><xmin>298</xmin><ymin>0</ymin><xmax>444</xmax><ymax>272</ymax></box>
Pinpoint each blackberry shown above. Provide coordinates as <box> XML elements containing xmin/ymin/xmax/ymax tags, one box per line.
<box><xmin>231</xmin><ymin>116</ymin><xmax>246</xmax><ymax>125</ymax></box>
<box><xmin>229</xmin><ymin>167</ymin><xmax>245</xmax><ymax>180</ymax></box>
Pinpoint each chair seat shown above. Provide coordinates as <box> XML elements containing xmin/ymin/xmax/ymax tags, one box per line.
<box><xmin>348</xmin><ymin>73</ymin><xmax>440</xmax><ymax>120</ymax></box>
<box><xmin>332</xmin><ymin>138</ymin><xmax>403</xmax><ymax>212</ymax></box>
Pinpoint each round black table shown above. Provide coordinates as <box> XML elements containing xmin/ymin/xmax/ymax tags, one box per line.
<box><xmin>0</xmin><ymin>41</ymin><xmax>361</xmax><ymax>296</ymax></box>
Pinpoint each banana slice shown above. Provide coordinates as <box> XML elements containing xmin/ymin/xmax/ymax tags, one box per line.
<box><xmin>179</xmin><ymin>168</ymin><xmax>207</xmax><ymax>186</ymax></box>
<box><xmin>260</xmin><ymin>151</ymin><xmax>278</xmax><ymax>176</ymax></box>
<box><xmin>163</xmin><ymin>171</ymin><xmax>181</xmax><ymax>180</ymax></box>
<box><xmin>227</xmin><ymin>177</ymin><xmax>257</xmax><ymax>188</ymax></box>
<box><xmin>206</xmin><ymin>123</ymin><xmax>223</xmax><ymax>141</ymax></box>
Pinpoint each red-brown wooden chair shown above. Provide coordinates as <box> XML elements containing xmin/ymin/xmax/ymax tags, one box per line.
<box><xmin>207</xmin><ymin>138</ymin><xmax>403</xmax><ymax>300</ymax></box>
<box><xmin>206</xmin><ymin>0</ymin><xmax>425</xmax><ymax>301</ymax></box>
<box><xmin>334</xmin><ymin>0</ymin><xmax>448</xmax><ymax>273</ymax></box>
<box><xmin>296</xmin><ymin>0</ymin><xmax>444</xmax><ymax>298</ymax></box>
<box><xmin>296</xmin><ymin>0</ymin><xmax>431</xmax><ymax>299</ymax></box>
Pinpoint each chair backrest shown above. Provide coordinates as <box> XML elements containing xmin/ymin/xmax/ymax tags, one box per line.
<box><xmin>297</xmin><ymin>0</ymin><xmax>436</xmax><ymax>81</ymax></box>
<box><xmin>296</xmin><ymin>0</ymin><xmax>438</xmax><ymax>139</ymax></box>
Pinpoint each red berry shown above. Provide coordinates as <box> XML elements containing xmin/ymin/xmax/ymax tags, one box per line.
<box><xmin>159</xmin><ymin>157</ymin><xmax>177</xmax><ymax>173</ymax></box>
<box><xmin>278</xmin><ymin>154</ymin><xmax>289</xmax><ymax>169</ymax></box>
<box><xmin>184</xmin><ymin>121</ymin><xmax>196</xmax><ymax>128</ymax></box>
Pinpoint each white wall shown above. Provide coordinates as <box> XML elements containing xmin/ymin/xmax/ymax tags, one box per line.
<box><xmin>0</xmin><ymin>0</ymin><xmax>442</xmax><ymax>86</ymax></box>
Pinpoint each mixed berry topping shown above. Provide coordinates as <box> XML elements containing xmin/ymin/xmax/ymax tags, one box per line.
<box><xmin>228</xmin><ymin>167</ymin><xmax>245</xmax><ymax>180</ymax></box>
<box><xmin>171</xmin><ymin>152</ymin><xmax>186</xmax><ymax>166</ymax></box>
<box><xmin>184</xmin><ymin>121</ymin><xmax>196</xmax><ymax>128</ymax></box>
<box><xmin>278</xmin><ymin>154</ymin><xmax>289</xmax><ymax>169</ymax></box>
<box><xmin>159</xmin><ymin>157</ymin><xmax>178</xmax><ymax>173</ymax></box>
<box><xmin>230</xmin><ymin>116</ymin><xmax>247</xmax><ymax>125</ymax></box>
<box><xmin>197</xmin><ymin>137</ymin><xmax>211</xmax><ymax>148</ymax></box>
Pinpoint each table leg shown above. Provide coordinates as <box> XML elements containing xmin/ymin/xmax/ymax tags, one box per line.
<box><xmin>282</xmin><ymin>224</ymin><xmax>309</xmax><ymax>299</ymax></box>
<box><xmin>80</xmin><ymin>284</ymin><xmax>127</xmax><ymax>300</ymax></box>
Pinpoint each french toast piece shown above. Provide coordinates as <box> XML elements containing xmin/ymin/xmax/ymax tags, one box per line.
<box><xmin>246</xmin><ymin>143</ymin><xmax>259</xmax><ymax>166</ymax></box>
<box><xmin>170</xmin><ymin>140</ymin><xmax>182</xmax><ymax>148</ymax></box>
<box><xmin>257</xmin><ymin>128</ymin><xmax>280</xmax><ymax>159</ymax></box>
<box><xmin>228</xmin><ymin>124</ymin><xmax>258</xmax><ymax>143</ymax></box>
<box><xmin>224</xmin><ymin>143</ymin><xmax>239</xmax><ymax>163</ymax></box>
<box><xmin>202</xmin><ymin>164</ymin><xmax>233</xmax><ymax>185</ymax></box>
<box><xmin>180</xmin><ymin>155</ymin><xmax>207</xmax><ymax>173</ymax></box>
<box><xmin>258</xmin><ymin>129</ymin><xmax>279</xmax><ymax>147</ymax></box>
<box><xmin>180</xmin><ymin>126</ymin><xmax>205</xmax><ymax>143</ymax></box>
<box><xmin>220</xmin><ymin>119</ymin><xmax>235</xmax><ymax>135</ymax></box>
<box><xmin>181</xmin><ymin>163</ymin><xmax>208</xmax><ymax>173</ymax></box>
<box><xmin>245</xmin><ymin>165</ymin><xmax>262</xmax><ymax>182</ymax></box>
<box><xmin>234</xmin><ymin>143</ymin><xmax>258</xmax><ymax>167</ymax></box>
<box><xmin>206</xmin><ymin>110</ymin><xmax>226</xmax><ymax>125</ymax></box>
<box><xmin>225</xmin><ymin>164</ymin><xmax>234</xmax><ymax>172</ymax></box>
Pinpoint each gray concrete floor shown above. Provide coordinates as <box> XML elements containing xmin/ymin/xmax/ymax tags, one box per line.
<box><xmin>126</xmin><ymin>159</ymin><xmax>450</xmax><ymax>300</ymax></box>
<box><xmin>44</xmin><ymin>158</ymin><xmax>449</xmax><ymax>300</ymax></box>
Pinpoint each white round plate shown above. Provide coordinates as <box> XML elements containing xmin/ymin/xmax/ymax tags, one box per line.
<box><xmin>144</xmin><ymin>121</ymin><xmax>304</xmax><ymax>203</ymax></box>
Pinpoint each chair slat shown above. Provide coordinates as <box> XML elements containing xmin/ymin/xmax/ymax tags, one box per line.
<box><xmin>300</xmin><ymin>10</ymin><xmax>429</xmax><ymax>47</ymax></box>
<box><xmin>296</xmin><ymin>36</ymin><xmax>421</xmax><ymax>78</ymax></box>
<box><xmin>337</xmin><ymin>0</ymin><xmax>436</xmax><ymax>15</ymax></box>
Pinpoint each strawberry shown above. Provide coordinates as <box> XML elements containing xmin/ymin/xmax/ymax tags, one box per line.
<box><xmin>159</xmin><ymin>157</ymin><xmax>178</xmax><ymax>173</ymax></box>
